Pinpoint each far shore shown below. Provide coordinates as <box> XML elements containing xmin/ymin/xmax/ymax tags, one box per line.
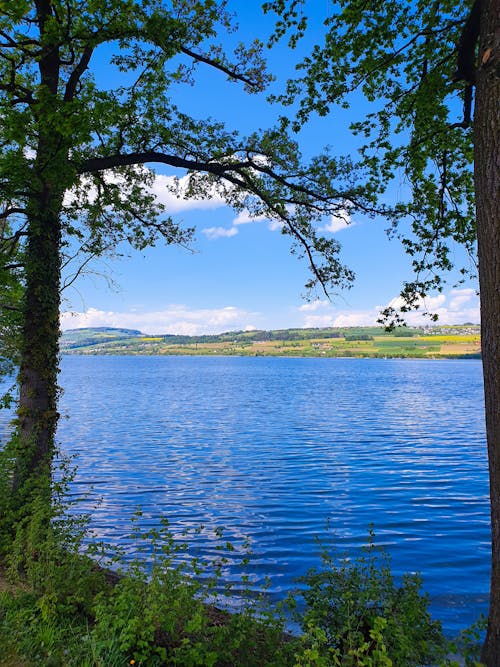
<box><xmin>60</xmin><ymin>325</ymin><xmax>481</xmax><ymax>360</ymax></box>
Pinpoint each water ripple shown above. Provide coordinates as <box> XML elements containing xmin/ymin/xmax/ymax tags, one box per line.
<box><xmin>51</xmin><ymin>356</ymin><xmax>491</xmax><ymax>635</ymax></box>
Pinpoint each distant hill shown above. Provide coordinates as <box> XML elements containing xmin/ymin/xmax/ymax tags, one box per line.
<box><xmin>59</xmin><ymin>324</ymin><xmax>481</xmax><ymax>359</ymax></box>
<box><xmin>65</xmin><ymin>327</ymin><xmax>143</xmax><ymax>336</ymax></box>
<box><xmin>60</xmin><ymin>327</ymin><xmax>144</xmax><ymax>350</ymax></box>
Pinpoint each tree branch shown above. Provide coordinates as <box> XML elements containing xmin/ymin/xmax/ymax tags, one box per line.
<box><xmin>64</xmin><ymin>45</ymin><xmax>94</xmax><ymax>102</ymax></box>
<box><xmin>453</xmin><ymin>0</ymin><xmax>482</xmax><ymax>83</ymax></box>
<box><xmin>77</xmin><ymin>149</ymin><xmax>342</xmax><ymax>295</ymax></box>
<box><xmin>179</xmin><ymin>45</ymin><xmax>260</xmax><ymax>89</ymax></box>
<box><xmin>78</xmin><ymin>151</ymin><xmax>248</xmax><ymax>175</ymax></box>
<box><xmin>0</xmin><ymin>207</ymin><xmax>27</xmax><ymax>220</ymax></box>
<box><xmin>62</xmin><ymin>249</ymin><xmax>102</xmax><ymax>291</ymax></box>
<box><xmin>0</xmin><ymin>29</ymin><xmax>39</xmax><ymax>50</ymax></box>
<box><xmin>3</xmin><ymin>263</ymin><xmax>24</xmax><ymax>270</ymax></box>
<box><xmin>0</xmin><ymin>303</ymin><xmax>21</xmax><ymax>312</ymax></box>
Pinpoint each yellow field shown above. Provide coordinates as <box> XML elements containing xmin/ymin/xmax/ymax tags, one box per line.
<box><xmin>423</xmin><ymin>335</ymin><xmax>480</xmax><ymax>343</ymax></box>
<box><xmin>154</xmin><ymin>336</ymin><xmax>479</xmax><ymax>358</ymax></box>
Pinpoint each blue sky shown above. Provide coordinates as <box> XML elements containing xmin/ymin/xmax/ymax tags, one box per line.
<box><xmin>60</xmin><ymin>1</ymin><xmax>479</xmax><ymax>335</ymax></box>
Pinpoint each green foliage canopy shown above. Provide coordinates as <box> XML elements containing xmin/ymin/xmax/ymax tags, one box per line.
<box><xmin>0</xmin><ymin>0</ymin><xmax>390</xmax><ymax>308</ymax></box>
<box><xmin>264</xmin><ymin>0</ymin><xmax>478</xmax><ymax>324</ymax></box>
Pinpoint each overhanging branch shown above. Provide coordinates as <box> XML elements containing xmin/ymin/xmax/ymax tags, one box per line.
<box><xmin>78</xmin><ymin>151</ymin><xmax>243</xmax><ymax>175</ymax></box>
<box><xmin>179</xmin><ymin>45</ymin><xmax>261</xmax><ymax>89</ymax></box>
<box><xmin>77</xmin><ymin>149</ymin><xmax>344</xmax><ymax>295</ymax></box>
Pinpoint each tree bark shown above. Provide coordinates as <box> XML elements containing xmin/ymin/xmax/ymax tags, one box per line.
<box><xmin>12</xmin><ymin>172</ymin><xmax>63</xmax><ymax>506</ymax></box>
<box><xmin>476</xmin><ymin>0</ymin><xmax>500</xmax><ymax>663</ymax></box>
<box><xmin>8</xmin><ymin>0</ymin><xmax>68</xmax><ymax>510</ymax></box>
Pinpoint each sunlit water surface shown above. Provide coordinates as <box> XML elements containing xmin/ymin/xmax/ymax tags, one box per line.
<box><xmin>2</xmin><ymin>356</ymin><xmax>490</xmax><ymax>635</ymax></box>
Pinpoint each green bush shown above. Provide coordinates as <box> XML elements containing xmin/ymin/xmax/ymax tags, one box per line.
<box><xmin>294</xmin><ymin>528</ymin><xmax>446</xmax><ymax>667</ymax></box>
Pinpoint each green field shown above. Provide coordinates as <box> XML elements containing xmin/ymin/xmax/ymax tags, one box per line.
<box><xmin>61</xmin><ymin>325</ymin><xmax>481</xmax><ymax>359</ymax></box>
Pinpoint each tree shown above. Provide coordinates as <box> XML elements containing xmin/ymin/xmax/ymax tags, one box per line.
<box><xmin>0</xmin><ymin>0</ymin><xmax>380</xmax><ymax>513</ymax></box>
<box><xmin>263</xmin><ymin>0</ymin><xmax>498</xmax><ymax>661</ymax></box>
<box><xmin>474</xmin><ymin>2</ymin><xmax>500</xmax><ymax>661</ymax></box>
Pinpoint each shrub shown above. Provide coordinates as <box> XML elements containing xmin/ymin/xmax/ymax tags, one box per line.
<box><xmin>294</xmin><ymin>528</ymin><xmax>446</xmax><ymax>667</ymax></box>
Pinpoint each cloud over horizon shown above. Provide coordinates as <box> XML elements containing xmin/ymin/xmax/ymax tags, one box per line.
<box><xmin>298</xmin><ymin>288</ymin><xmax>480</xmax><ymax>329</ymax></box>
<box><xmin>61</xmin><ymin>304</ymin><xmax>260</xmax><ymax>336</ymax></box>
<box><xmin>61</xmin><ymin>288</ymin><xmax>479</xmax><ymax>338</ymax></box>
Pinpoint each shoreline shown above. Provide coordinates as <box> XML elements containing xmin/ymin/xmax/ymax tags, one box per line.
<box><xmin>61</xmin><ymin>351</ymin><xmax>482</xmax><ymax>360</ymax></box>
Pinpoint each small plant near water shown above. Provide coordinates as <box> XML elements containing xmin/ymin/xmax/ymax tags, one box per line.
<box><xmin>440</xmin><ymin>615</ymin><xmax>487</xmax><ymax>667</ymax></box>
<box><xmin>292</xmin><ymin>527</ymin><xmax>446</xmax><ymax>667</ymax></box>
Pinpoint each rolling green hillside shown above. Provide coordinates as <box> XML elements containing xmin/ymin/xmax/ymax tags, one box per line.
<box><xmin>60</xmin><ymin>325</ymin><xmax>481</xmax><ymax>359</ymax></box>
<box><xmin>61</xmin><ymin>327</ymin><xmax>143</xmax><ymax>350</ymax></box>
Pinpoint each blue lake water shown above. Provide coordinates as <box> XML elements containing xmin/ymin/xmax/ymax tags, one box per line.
<box><xmin>4</xmin><ymin>355</ymin><xmax>491</xmax><ymax>635</ymax></box>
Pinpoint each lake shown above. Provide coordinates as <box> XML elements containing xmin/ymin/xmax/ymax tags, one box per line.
<box><xmin>5</xmin><ymin>355</ymin><xmax>491</xmax><ymax>635</ymax></box>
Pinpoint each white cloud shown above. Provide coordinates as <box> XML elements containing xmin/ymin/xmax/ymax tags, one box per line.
<box><xmin>301</xmin><ymin>313</ymin><xmax>336</xmax><ymax>328</ymax></box>
<box><xmin>248</xmin><ymin>154</ymin><xmax>272</xmax><ymax>168</ymax></box>
<box><xmin>301</xmin><ymin>309</ymin><xmax>379</xmax><ymax>329</ymax></box>
<box><xmin>297</xmin><ymin>288</ymin><xmax>480</xmax><ymax>329</ymax></box>
<box><xmin>233</xmin><ymin>209</ymin><xmax>283</xmax><ymax>233</ymax></box>
<box><xmin>201</xmin><ymin>209</ymin><xmax>280</xmax><ymax>240</ymax></box>
<box><xmin>385</xmin><ymin>289</ymin><xmax>479</xmax><ymax>325</ymax></box>
<box><xmin>151</xmin><ymin>174</ymin><xmax>226</xmax><ymax>213</ymax></box>
<box><xmin>386</xmin><ymin>294</ymin><xmax>447</xmax><ymax>313</ymax></box>
<box><xmin>202</xmin><ymin>225</ymin><xmax>239</xmax><ymax>240</ymax></box>
<box><xmin>322</xmin><ymin>209</ymin><xmax>353</xmax><ymax>234</ymax></box>
<box><xmin>61</xmin><ymin>304</ymin><xmax>260</xmax><ymax>336</ymax></box>
<box><xmin>63</xmin><ymin>170</ymin><xmax>228</xmax><ymax>214</ymax></box>
<box><xmin>298</xmin><ymin>299</ymin><xmax>330</xmax><ymax>313</ymax></box>
<box><xmin>63</xmin><ymin>174</ymin><xmax>97</xmax><ymax>207</ymax></box>
<box><xmin>332</xmin><ymin>310</ymin><xmax>379</xmax><ymax>327</ymax></box>
<box><xmin>233</xmin><ymin>210</ymin><xmax>268</xmax><ymax>226</ymax></box>
<box><xmin>64</xmin><ymin>165</ymin><xmax>285</xmax><ymax>238</ymax></box>
<box><xmin>60</xmin><ymin>288</ymin><xmax>479</xmax><ymax>339</ymax></box>
<box><xmin>268</xmin><ymin>219</ymin><xmax>284</xmax><ymax>232</ymax></box>
<box><xmin>448</xmin><ymin>287</ymin><xmax>478</xmax><ymax>311</ymax></box>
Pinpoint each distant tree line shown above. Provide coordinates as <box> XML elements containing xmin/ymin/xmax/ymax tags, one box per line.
<box><xmin>160</xmin><ymin>327</ymin><xmax>424</xmax><ymax>346</ymax></box>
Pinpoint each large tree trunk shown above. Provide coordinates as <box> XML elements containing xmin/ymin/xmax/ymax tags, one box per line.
<box><xmin>476</xmin><ymin>0</ymin><xmax>500</xmax><ymax>663</ymax></box>
<box><xmin>12</xmin><ymin>176</ymin><xmax>63</xmax><ymax>507</ymax></box>
<box><xmin>8</xmin><ymin>0</ymin><xmax>66</xmax><ymax>511</ymax></box>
